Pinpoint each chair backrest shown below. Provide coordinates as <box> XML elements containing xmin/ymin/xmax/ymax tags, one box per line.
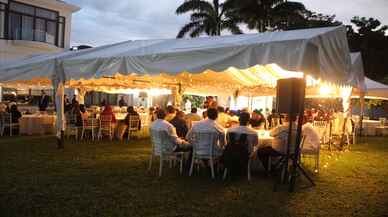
<box><xmin>313</xmin><ymin>120</ymin><xmax>328</xmax><ymax>128</ymax></box>
<box><xmin>188</xmin><ymin>131</ymin><xmax>219</xmax><ymax>156</ymax></box>
<box><xmin>298</xmin><ymin>136</ymin><xmax>306</xmax><ymax>150</ymax></box>
<box><xmin>1</xmin><ymin>113</ymin><xmax>12</xmax><ymax>126</ymax></box>
<box><xmin>84</xmin><ymin>117</ymin><xmax>97</xmax><ymax>128</ymax></box>
<box><xmin>139</xmin><ymin>114</ymin><xmax>149</xmax><ymax>127</ymax></box>
<box><xmin>128</xmin><ymin>115</ymin><xmax>140</xmax><ymax>130</ymax></box>
<box><xmin>150</xmin><ymin>129</ymin><xmax>175</xmax><ymax>155</ymax></box>
<box><xmin>379</xmin><ymin>118</ymin><xmax>386</xmax><ymax>127</ymax></box>
<box><xmin>100</xmin><ymin>115</ymin><xmax>112</xmax><ymax>129</ymax></box>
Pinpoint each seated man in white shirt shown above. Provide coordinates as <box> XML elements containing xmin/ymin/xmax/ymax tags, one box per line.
<box><xmin>257</xmin><ymin>115</ymin><xmax>297</xmax><ymax>171</ymax></box>
<box><xmin>186</xmin><ymin>108</ymin><xmax>225</xmax><ymax>156</ymax></box>
<box><xmin>227</xmin><ymin>112</ymin><xmax>259</xmax><ymax>157</ymax></box>
<box><xmin>150</xmin><ymin>109</ymin><xmax>191</xmax><ymax>152</ymax></box>
<box><xmin>302</xmin><ymin>117</ymin><xmax>320</xmax><ymax>153</ymax></box>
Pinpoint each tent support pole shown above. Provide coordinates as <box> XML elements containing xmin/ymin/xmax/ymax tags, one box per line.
<box><xmin>359</xmin><ymin>93</ymin><xmax>365</xmax><ymax>136</ymax></box>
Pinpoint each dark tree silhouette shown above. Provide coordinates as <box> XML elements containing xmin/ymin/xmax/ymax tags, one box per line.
<box><xmin>176</xmin><ymin>0</ymin><xmax>242</xmax><ymax>38</ymax></box>
<box><xmin>225</xmin><ymin>0</ymin><xmax>307</xmax><ymax>32</ymax></box>
<box><xmin>347</xmin><ymin>17</ymin><xmax>388</xmax><ymax>81</ymax></box>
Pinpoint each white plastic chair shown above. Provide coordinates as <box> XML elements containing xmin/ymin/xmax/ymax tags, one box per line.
<box><xmin>64</xmin><ymin>114</ymin><xmax>79</xmax><ymax>140</ymax></box>
<box><xmin>300</xmin><ymin>137</ymin><xmax>320</xmax><ymax>173</ymax></box>
<box><xmin>98</xmin><ymin>115</ymin><xmax>114</xmax><ymax>140</ymax></box>
<box><xmin>81</xmin><ymin>117</ymin><xmax>99</xmax><ymax>140</ymax></box>
<box><xmin>0</xmin><ymin>113</ymin><xmax>19</xmax><ymax>136</ymax></box>
<box><xmin>313</xmin><ymin>120</ymin><xmax>329</xmax><ymax>144</ymax></box>
<box><xmin>148</xmin><ymin>129</ymin><xmax>184</xmax><ymax>176</ymax></box>
<box><xmin>223</xmin><ymin>159</ymin><xmax>252</xmax><ymax>181</ymax></box>
<box><xmin>222</xmin><ymin>133</ymin><xmax>253</xmax><ymax>181</ymax></box>
<box><xmin>187</xmin><ymin>132</ymin><xmax>222</xmax><ymax>179</ymax></box>
<box><xmin>127</xmin><ymin>115</ymin><xmax>140</xmax><ymax>141</ymax></box>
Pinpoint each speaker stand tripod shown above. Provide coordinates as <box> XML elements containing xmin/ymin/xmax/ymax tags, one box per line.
<box><xmin>272</xmin><ymin>123</ymin><xmax>315</xmax><ymax>192</ymax></box>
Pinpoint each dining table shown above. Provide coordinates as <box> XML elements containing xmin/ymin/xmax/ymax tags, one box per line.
<box><xmin>19</xmin><ymin>114</ymin><xmax>56</xmax><ymax>135</ymax></box>
<box><xmin>255</xmin><ymin>130</ymin><xmax>274</xmax><ymax>148</ymax></box>
<box><xmin>223</xmin><ymin>128</ymin><xmax>274</xmax><ymax>148</ymax></box>
<box><xmin>362</xmin><ymin>120</ymin><xmax>381</xmax><ymax>136</ymax></box>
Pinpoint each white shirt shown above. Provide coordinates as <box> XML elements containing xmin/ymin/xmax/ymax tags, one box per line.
<box><xmin>227</xmin><ymin>125</ymin><xmax>259</xmax><ymax>153</ymax></box>
<box><xmin>270</xmin><ymin>122</ymin><xmax>297</xmax><ymax>154</ymax></box>
<box><xmin>150</xmin><ymin>119</ymin><xmax>186</xmax><ymax>145</ymax></box>
<box><xmin>186</xmin><ymin>118</ymin><xmax>226</xmax><ymax>147</ymax></box>
<box><xmin>302</xmin><ymin>123</ymin><xmax>320</xmax><ymax>151</ymax></box>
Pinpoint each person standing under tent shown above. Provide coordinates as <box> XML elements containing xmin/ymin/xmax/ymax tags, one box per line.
<box><xmin>118</xmin><ymin>96</ymin><xmax>127</xmax><ymax>107</ymax></box>
<box><xmin>38</xmin><ymin>90</ymin><xmax>49</xmax><ymax>112</ymax></box>
<box><xmin>71</xmin><ymin>94</ymin><xmax>78</xmax><ymax>105</ymax></box>
<box><xmin>64</xmin><ymin>95</ymin><xmax>71</xmax><ymax>112</ymax></box>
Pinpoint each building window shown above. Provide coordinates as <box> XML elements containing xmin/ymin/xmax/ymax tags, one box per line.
<box><xmin>2</xmin><ymin>1</ymin><xmax>66</xmax><ymax>48</ymax></box>
<box><xmin>0</xmin><ymin>3</ymin><xmax>5</xmax><ymax>39</ymax></box>
<box><xmin>58</xmin><ymin>16</ymin><xmax>65</xmax><ymax>48</ymax></box>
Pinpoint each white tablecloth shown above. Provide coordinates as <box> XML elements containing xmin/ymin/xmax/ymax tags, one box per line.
<box><xmin>256</xmin><ymin>130</ymin><xmax>274</xmax><ymax>148</ymax></box>
<box><xmin>362</xmin><ymin>120</ymin><xmax>380</xmax><ymax>136</ymax></box>
<box><xmin>19</xmin><ymin>114</ymin><xmax>56</xmax><ymax>135</ymax></box>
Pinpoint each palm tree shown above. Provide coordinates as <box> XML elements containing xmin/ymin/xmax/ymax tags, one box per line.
<box><xmin>176</xmin><ymin>0</ymin><xmax>242</xmax><ymax>38</ymax></box>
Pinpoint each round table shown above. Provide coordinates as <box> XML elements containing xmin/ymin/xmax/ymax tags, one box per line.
<box><xmin>19</xmin><ymin>114</ymin><xmax>56</xmax><ymax>135</ymax></box>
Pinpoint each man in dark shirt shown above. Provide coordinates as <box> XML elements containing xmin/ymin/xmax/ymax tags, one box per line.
<box><xmin>170</xmin><ymin>110</ymin><xmax>189</xmax><ymax>138</ymax></box>
<box><xmin>38</xmin><ymin>90</ymin><xmax>49</xmax><ymax>111</ymax></box>
<box><xmin>118</xmin><ymin>96</ymin><xmax>127</xmax><ymax>107</ymax></box>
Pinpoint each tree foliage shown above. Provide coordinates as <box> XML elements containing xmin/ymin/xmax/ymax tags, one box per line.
<box><xmin>347</xmin><ymin>17</ymin><xmax>388</xmax><ymax>81</ymax></box>
<box><xmin>225</xmin><ymin>0</ymin><xmax>308</xmax><ymax>32</ymax></box>
<box><xmin>176</xmin><ymin>0</ymin><xmax>242</xmax><ymax>38</ymax></box>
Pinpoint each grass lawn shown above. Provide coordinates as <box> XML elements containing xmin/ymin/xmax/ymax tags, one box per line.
<box><xmin>0</xmin><ymin>136</ymin><xmax>388</xmax><ymax>217</ymax></box>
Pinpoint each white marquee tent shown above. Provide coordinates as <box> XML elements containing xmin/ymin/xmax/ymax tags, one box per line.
<box><xmin>350</xmin><ymin>52</ymin><xmax>388</xmax><ymax>100</ymax></box>
<box><xmin>364</xmin><ymin>77</ymin><xmax>388</xmax><ymax>100</ymax></box>
<box><xmin>0</xmin><ymin>26</ymin><xmax>360</xmax><ymax>138</ymax></box>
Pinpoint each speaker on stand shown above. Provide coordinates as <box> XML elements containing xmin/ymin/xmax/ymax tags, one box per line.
<box><xmin>273</xmin><ymin>78</ymin><xmax>315</xmax><ymax>192</ymax></box>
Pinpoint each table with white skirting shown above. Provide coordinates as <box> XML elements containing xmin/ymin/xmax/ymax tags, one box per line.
<box><xmin>19</xmin><ymin>114</ymin><xmax>56</xmax><ymax>135</ymax></box>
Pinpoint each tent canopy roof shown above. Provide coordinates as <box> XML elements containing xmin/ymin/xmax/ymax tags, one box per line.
<box><xmin>0</xmin><ymin>26</ymin><xmax>353</xmax><ymax>91</ymax></box>
<box><xmin>365</xmin><ymin>77</ymin><xmax>388</xmax><ymax>90</ymax></box>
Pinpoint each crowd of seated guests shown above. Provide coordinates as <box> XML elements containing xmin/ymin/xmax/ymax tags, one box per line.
<box><xmin>148</xmin><ymin>103</ymin><xmax>321</xmax><ymax>176</ymax></box>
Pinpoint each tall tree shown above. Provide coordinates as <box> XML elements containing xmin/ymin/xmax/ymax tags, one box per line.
<box><xmin>176</xmin><ymin>0</ymin><xmax>242</xmax><ymax>38</ymax></box>
<box><xmin>347</xmin><ymin>17</ymin><xmax>388</xmax><ymax>81</ymax></box>
<box><xmin>278</xmin><ymin>11</ymin><xmax>342</xmax><ymax>30</ymax></box>
<box><xmin>225</xmin><ymin>0</ymin><xmax>307</xmax><ymax>32</ymax></box>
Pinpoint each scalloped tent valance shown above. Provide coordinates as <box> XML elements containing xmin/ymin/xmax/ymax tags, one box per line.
<box><xmin>0</xmin><ymin>26</ymin><xmax>354</xmax><ymax>87</ymax></box>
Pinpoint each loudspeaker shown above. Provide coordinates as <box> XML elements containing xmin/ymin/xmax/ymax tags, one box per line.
<box><xmin>276</xmin><ymin>78</ymin><xmax>305</xmax><ymax>115</ymax></box>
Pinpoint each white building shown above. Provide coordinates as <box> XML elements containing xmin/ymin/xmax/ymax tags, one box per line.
<box><xmin>0</xmin><ymin>0</ymin><xmax>79</xmax><ymax>63</ymax></box>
